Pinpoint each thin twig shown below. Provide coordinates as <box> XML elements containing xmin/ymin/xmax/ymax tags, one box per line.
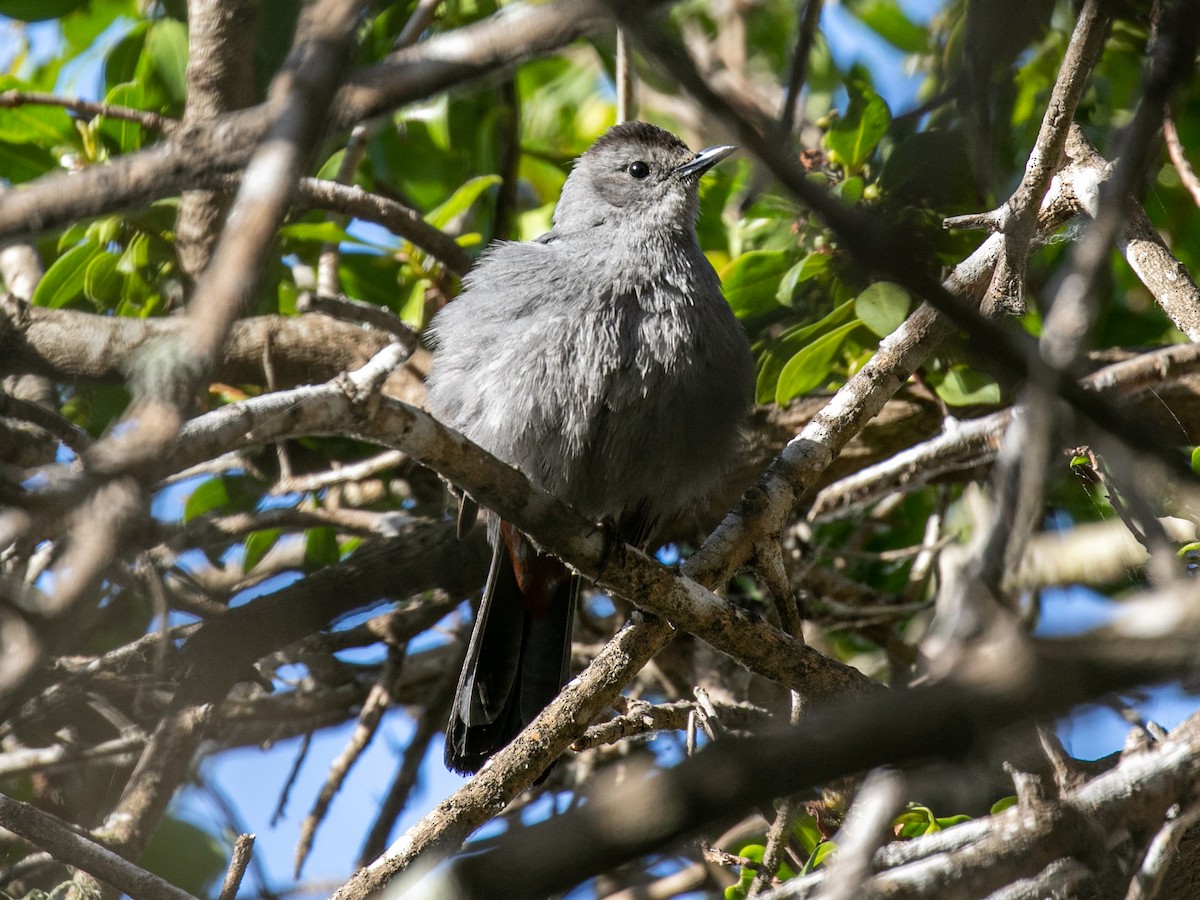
<box><xmin>295</xmin><ymin>646</ymin><xmax>404</xmax><ymax>876</ymax></box>
<box><xmin>358</xmin><ymin>662</ymin><xmax>458</xmax><ymax>866</ymax></box>
<box><xmin>218</xmin><ymin>833</ymin><xmax>256</xmax><ymax>900</ymax></box>
<box><xmin>811</xmin><ymin>769</ymin><xmax>905</xmax><ymax>900</ymax></box>
<box><xmin>295</xmin><ymin>291</ymin><xmax>420</xmax><ymax>350</ymax></box>
<box><xmin>0</xmin><ymin>389</ymin><xmax>94</xmax><ymax>453</ymax></box>
<box><xmin>1125</xmin><ymin>799</ymin><xmax>1200</xmax><ymax>900</ymax></box>
<box><xmin>317</xmin><ymin>123</ymin><xmax>373</xmax><ymax>297</ymax></box>
<box><xmin>0</xmin><ymin>792</ymin><xmax>198</xmax><ymax>900</ymax></box>
<box><xmin>272</xmin><ymin>448</ymin><xmax>408</xmax><ymax>496</ymax></box>
<box><xmin>271</xmin><ymin>732</ymin><xmax>313</xmax><ymax>827</ymax></box>
<box><xmin>779</xmin><ymin>0</ymin><xmax>823</xmax><ymax>134</ymax></box>
<box><xmin>1163</xmin><ymin>112</ymin><xmax>1200</xmax><ymax>207</ymax></box>
<box><xmin>616</xmin><ymin>27</ymin><xmax>636</xmax><ymax>122</ymax></box>
<box><xmin>0</xmin><ymin>89</ymin><xmax>176</xmax><ymax>132</ymax></box>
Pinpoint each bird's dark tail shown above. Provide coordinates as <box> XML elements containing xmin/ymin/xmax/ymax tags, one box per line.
<box><xmin>445</xmin><ymin>523</ymin><xmax>576</xmax><ymax>775</ymax></box>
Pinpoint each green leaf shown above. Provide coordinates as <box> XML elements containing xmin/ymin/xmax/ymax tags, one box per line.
<box><xmin>777</xmin><ymin>252</ymin><xmax>834</xmax><ymax>306</ymax></box>
<box><xmin>794</xmin><ymin>252</ymin><xmax>832</xmax><ymax>284</ymax></box>
<box><xmin>931</xmin><ymin>365</ymin><xmax>1002</xmax><ymax>406</ymax></box>
<box><xmin>425</xmin><ymin>174</ymin><xmax>502</xmax><ymax>229</ymax></box>
<box><xmin>0</xmin><ymin>139</ymin><xmax>58</xmax><ymax>183</ymax></box>
<box><xmin>398</xmin><ymin>278</ymin><xmax>430</xmax><ymax>329</ymax></box>
<box><xmin>117</xmin><ymin>291</ymin><xmax>163</xmax><ymax>318</ymax></box>
<box><xmin>855</xmin><ymin>281</ymin><xmax>911</xmax><ymax>336</ymax></box>
<box><xmin>791</xmin><ymin>810</ymin><xmax>824</xmax><ymax>855</ymax></box>
<box><xmin>31</xmin><ymin>240</ymin><xmax>101</xmax><ymax>308</ymax></box>
<box><xmin>826</xmin><ymin>86</ymin><xmax>890</xmax><ymax>174</ymax></box>
<box><xmin>139</xmin><ymin>815</ymin><xmax>226</xmax><ymax>896</ymax></box>
<box><xmin>893</xmin><ymin>805</ymin><xmax>938</xmax><ymax>838</ymax></box>
<box><xmin>776</xmin><ymin>319</ymin><xmax>866</xmax><ymax>403</ymax></box>
<box><xmin>184</xmin><ymin>477</ymin><xmax>230</xmax><ymax>523</ymax></box>
<box><xmin>935</xmin><ymin>814</ymin><xmax>972</xmax><ymax>829</ymax></box>
<box><xmin>720</xmin><ymin>250</ymin><xmax>791</xmax><ymax>319</ymax></box>
<box><xmin>244</xmin><ymin>528</ymin><xmax>283</xmax><ymax>573</ymax></box>
<box><xmin>803</xmin><ymin>840</ymin><xmax>837</xmax><ymax>874</ymax></box>
<box><xmin>253</xmin><ymin>0</ymin><xmax>302</xmax><ymax>98</ymax></box>
<box><xmin>104</xmin><ymin>21</ymin><xmax>150</xmax><ymax>95</ymax></box>
<box><xmin>338</xmin><ymin>253</ymin><xmax>401</xmax><ymax>310</ymax></box>
<box><xmin>83</xmin><ymin>251</ymin><xmax>122</xmax><ymax>306</ymax></box>
<box><xmin>0</xmin><ymin>0</ymin><xmax>88</xmax><ymax>21</ymax></box>
<box><xmin>853</xmin><ymin>0</ymin><xmax>929</xmax><ymax>53</ymax></box>
<box><xmin>0</xmin><ymin>78</ymin><xmax>74</xmax><ymax>144</ymax></box>
<box><xmin>62</xmin><ymin>0</ymin><xmax>138</xmax><ymax>53</ymax></box>
<box><xmin>85</xmin><ymin>216</ymin><xmax>123</xmax><ymax>247</ymax></box>
<box><xmin>776</xmin><ymin>260</ymin><xmax>804</xmax><ymax>306</ymax></box>
<box><xmin>278</xmin><ymin>221</ymin><xmax>360</xmax><ymax>244</ymax></box>
<box><xmin>317</xmin><ymin>148</ymin><xmax>348</xmax><ymax>181</ymax></box>
<box><xmin>146</xmin><ymin>18</ymin><xmax>189</xmax><ymax>106</ymax></box>
<box><xmin>304</xmin><ymin>526</ymin><xmax>340</xmax><ymax>570</ymax></box>
<box><xmin>990</xmin><ymin>796</ymin><xmax>1018</xmax><ymax>815</ymax></box>
<box><xmin>756</xmin><ymin>299</ymin><xmax>858</xmax><ymax>403</ymax></box>
<box><xmin>723</xmin><ymin>843</ymin><xmax>764</xmax><ymax>900</ymax></box>
<box><xmin>116</xmin><ymin>232</ymin><xmax>150</xmax><ymax>274</ymax></box>
<box><xmin>59</xmin><ymin>222</ymin><xmax>90</xmax><ymax>249</ymax></box>
<box><xmin>836</xmin><ymin>175</ymin><xmax>865</xmax><ymax>205</ymax></box>
<box><xmin>99</xmin><ymin>82</ymin><xmax>146</xmax><ymax>153</ymax></box>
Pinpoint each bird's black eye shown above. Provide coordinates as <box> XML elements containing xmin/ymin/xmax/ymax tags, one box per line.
<box><xmin>627</xmin><ymin>160</ymin><xmax>650</xmax><ymax>179</ymax></box>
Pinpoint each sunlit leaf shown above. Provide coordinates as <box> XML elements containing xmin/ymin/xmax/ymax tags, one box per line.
<box><xmin>83</xmin><ymin>251</ymin><xmax>122</xmax><ymax>306</ymax></box>
<box><xmin>853</xmin><ymin>0</ymin><xmax>928</xmax><ymax>53</ymax></box>
<box><xmin>756</xmin><ymin>300</ymin><xmax>857</xmax><ymax>403</ymax></box>
<box><xmin>398</xmin><ymin>278</ymin><xmax>430</xmax><ymax>328</ymax></box>
<box><xmin>99</xmin><ymin>81</ymin><xmax>145</xmax><ymax>153</ymax></box>
<box><xmin>146</xmin><ymin>18</ymin><xmax>189</xmax><ymax>106</ymax></box>
<box><xmin>104</xmin><ymin>21</ymin><xmax>150</xmax><ymax>94</ymax></box>
<box><xmin>304</xmin><ymin>526</ymin><xmax>340</xmax><ymax>570</ymax></box>
<box><xmin>803</xmin><ymin>840</ymin><xmax>837</xmax><ymax>874</ymax></box>
<box><xmin>184</xmin><ymin>477</ymin><xmax>230</xmax><ymax>523</ymax></box>
<box><xmin>990</xmin><ymin>796</ymin><xmax>1018</xmax><ymax>815</ymax></box>
<box><xmin>930</xmin><ymin>365</ymin><xmax>1002</xmax><ymax>406</ymax></box>
<box><xmin>278</xmin><ymin>221</ymin><xmax>361</xmax><ymax>244</ymax></box>
<box><xmin>936</xmin><ymin>814</ymin><xmax>972</xmax><ymax>828</ymax></box>
<box><xmin>116</xmin><ymin>232</ymin><xmax>150</xmax><ymax>274</ymax></box>
<box><xmin>31</xmin><ymin>240</ymin><xmax>101</xmax><ymax>308</ymax></box>
<box><xmin>244</xmin><ymin>528</ymin><xmax>283</xmax><ymax>573</ymax></box>
<box><xmin>894</xmin><ymin>805</ymin><xmax>938</xmax><ymax>838</ymax></box>
<box><xmin>425</xmin><ymin>174</ymin><xmax>502</xmax><ymax>229</ymax></box>
<box><xmin>0</xmin><ymin>139</ymin><xmax>57</xmax><ymax>183</ymax></box>
<box><xmin>85</xmin><ymin>216</ymin><xmax>123</xmax><ymax>247</ymax></box>
<box><xmin>836</xmin><ymin>175</ymin><xmax>865</xmax><ymax>204</ymax></box>
<box><xmin>791</xmin><ymin>810</ymin><xmax>825</xmax><ymax>855</ymax></box>
<box><xmin>139</xmin><ymin>815</ymin><xmax>227</xmax><ymax>895</ymax></box>
<box><xmin>776</xmin><ymin>319</ymin><xmax>867</xmax><ymax>403</ymax></box>
<box><xmin>0</xmin><ymin>78</ymin><xmax>74</xmax><ymax>144</ymax></box>
<box><xmin>339</xmin><ymin>253</ymin><xmax>402</xmax><ymax>310</ymax></box>
<box><xmin>62</xmin><ymin>0</ymin><xmax>138</xmax><ymax>52</ymax></box>
<box><xmin>0</xmin><ymin>0</ymin><xmax>88</xmax><ymax>21</ymax></box>
<box><xmin>855</xmin><ymin>281</ymin><xmax>911</xmax><ymax>336</ymax></box>
<box><xmin>721</xmin><ymin>250</ymin><xmax>790</xmax><ymax>319</ymax></box>
<box><xmin>826</xmin><ymin>86</ymin><xmax>890</xmax><ymax>174</ymax></box>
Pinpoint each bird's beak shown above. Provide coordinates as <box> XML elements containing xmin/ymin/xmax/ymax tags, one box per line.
<box><xmin>674</xmin><ymin>144</ymin><xmax>737</xmax><ymax>178</ymax></box>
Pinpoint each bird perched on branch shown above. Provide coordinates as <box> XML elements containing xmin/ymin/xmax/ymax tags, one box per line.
<box><xmin>427</xmin><ymin>121</ymin><xmax>753</xmax><ymax>774</ymax></box>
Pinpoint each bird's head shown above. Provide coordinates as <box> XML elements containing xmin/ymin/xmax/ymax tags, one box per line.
<box><xmin>553</xmin><ymin>121</ymin><xmax>735</xmax><ymax>235</ymax></box>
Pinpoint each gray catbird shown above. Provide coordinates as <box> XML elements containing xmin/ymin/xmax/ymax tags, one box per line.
<box><xmin>426</xmin><ymin>121</ymin><xmax>754</xmax><ymax>774</ymax></box>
